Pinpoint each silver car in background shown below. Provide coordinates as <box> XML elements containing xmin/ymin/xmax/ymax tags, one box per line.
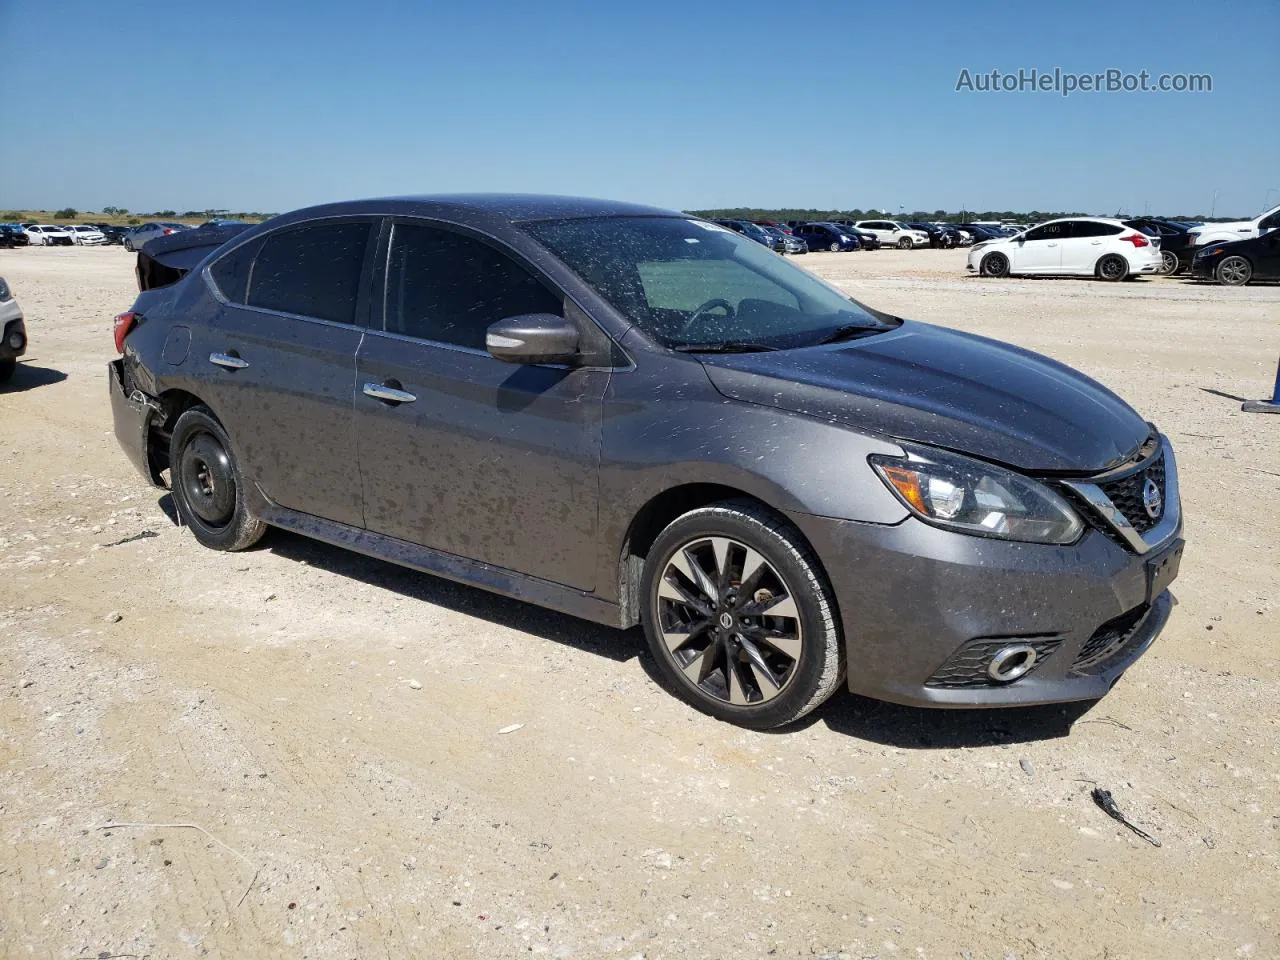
<box><xmin>123</xmin><ymin>222</ymin><xmax>190</xmax><ymax>252</ymax></box>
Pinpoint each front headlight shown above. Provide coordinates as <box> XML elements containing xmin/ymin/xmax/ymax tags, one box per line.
<box><xmin>869</xmin><ymin>447</ymin><xmax>1083</xmax><ymax>544</ymax></box>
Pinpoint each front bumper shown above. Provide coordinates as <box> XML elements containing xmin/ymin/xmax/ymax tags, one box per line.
<box><xmin>1</xmin><ymin>315</ymin><xmax>26</xmax><ymax>361</ymax></box>
<box><xmin>789</xmin><ymin>506</ymin><xmax>1182</xmax><ymax>709</ymax></box>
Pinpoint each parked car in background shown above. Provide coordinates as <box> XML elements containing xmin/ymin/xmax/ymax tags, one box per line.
<box><xmin>199</xmin><ymin>218</ymin><xmax>249</xmax><ymax>229</ymax></box>
<box><xmin>124</xmin><ymin>222</ymin><xmax>190</xmax><ymax>252</ymax></box>
<box><xmin>24</xmin><ymin>224</ymin><xmax>75</xmax><ymax>246</ymax></box>
<box><xmin>968</xmin><ymin>217</ymin><xmax>1162</xmax><ymax>280</ymax></box>
<box><xmin>109</xmin><ymin>194</ymin><xmax>1181</xmax><ymax>729</ymax></box>
<box><xmin>715</xmin><ymin>219</ymin><xmax>783</xmax><ymax>252</ymax></box>
<box><xmin>957</xmin><ymin>224</ymin><xmax>1008</xmax><ymax>244</ymax></box>
<box><xmin>905</xmin><ymin>222</ymin><xmax>949</xmax><ymax>247</ymax></box>
<box><xmin>1123</xmin><ymin>218</ymin><xmax>1196</xmax><ymax>275</ymax></box>
<box><xmin>1192</xmin><ymin>230</ymin><xmax>1280</xmax><ymax>285</ymax></box>
<box><xmin>97</xmin><ymin>225</ymin><xmax>131</xmax><ymax>245</ymax></box>
<box><xmin>0</xmin><ymin>275</ymin><xmax>26</xmax><ymax>382</ymax></box>
<box><xmin>1187</xmin><ymin>204</ymin><xmax>1280</xmax><ymax>248</ymax></box>
<box><xmin>854</xmin><ymin>220</ymin><xmax>930</xmax><ymax>249</ymax></box>
<box><xmin>847</xmin><ymin>226</ymin><xmax>881</xmax><ymax>250</ymax></box>
<box><xmin>68</xmin><ymin>225</ymin><xmax>107</xmax><ymax>245</ymax></box>
<box><xmin>0</xmin><ymin>225</ymin><xmax>30</xmax><ymax>248</ymax></box>
<box><xmin>760</xmin><ymin>224</ymin><xmax>808</xmax><ymax>254</ymax></box>
<box><xmin>792</xmin><ymin>222</ymin><xmax>860</xmax><ymax>252</ymax></box>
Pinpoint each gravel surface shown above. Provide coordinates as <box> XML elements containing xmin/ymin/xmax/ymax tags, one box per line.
<box><xmin>1</xmin><ymin>245</ymin><xmax>1277</xmax><ymax>959</ymax></box>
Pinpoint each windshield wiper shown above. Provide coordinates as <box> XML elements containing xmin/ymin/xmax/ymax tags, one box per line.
<box><xmin>812</xmin><ymin>323</ymin><xmax>884</xmax><ymax>345</ymax></box>
<box><xmin>671</xmin><ymin>341</ymin><xmax>780</xmax><ymax>354</ymax></box>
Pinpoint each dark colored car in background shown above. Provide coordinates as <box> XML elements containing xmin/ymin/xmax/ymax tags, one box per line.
<box><xmin>760</xmin><ymin>224</ymin><xmax>808</xmax><ymax>254</ymax></box>
<box><xmin>847</xmin><ymin>226</ymin><xmax>881</xmax><ymax>250</ymax></box>
<box><xmin>715</xmin><ymin>219</ymin><xmax>783</xmax><ymax>252</ymax></box>
<box><xmin>110</xmin><ymin>194</ymin><xmax>1182</xmax><ymax>730</ymax></box>
<box><xmin>1191</xmin><ymin>229</ymin><xmax>1280</xmax><ymax>285</ymax></box>
<box><xmin>0</xmin><ymin>225</ymin><xmax>30</xmax><ymax>248</ymax></box>
<box><xmin>92</xmin><ymin>225</ymin><xmax>132</xmax><ymax>245</ymax></box>
<box><xmin>1123</xmin><ymin>218</ymin><xmax>1195</xmax><ymax>275</ymax></box>
<box><xmin>792</xmin><ymin>222</ymin><xmax>860</xmax><ymax>251</ymax></box>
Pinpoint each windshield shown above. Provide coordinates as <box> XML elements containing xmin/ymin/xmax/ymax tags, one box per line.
<box><xmin>524</xmin><ymin>216</ymin><xmax>892</xmax><ymax>350</ymax></box>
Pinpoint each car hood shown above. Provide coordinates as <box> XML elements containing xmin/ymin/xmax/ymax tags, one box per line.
<box><xmin>699</xmin><ymin>320</ymin><xmax>1150</xmax><ymax>473</ymax></box>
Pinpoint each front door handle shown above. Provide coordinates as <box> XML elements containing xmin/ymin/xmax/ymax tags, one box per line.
<box><xmin>363</xmin><ymin>381</ymin><xmax>417</xmax><ymax>404</ymax></box>
<box><xmin>209</xmin><ymin>351</ymin><xmax>249</xmax><ymax>370</ymax></box>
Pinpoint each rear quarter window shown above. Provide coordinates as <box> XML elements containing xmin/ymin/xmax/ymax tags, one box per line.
<box><xmin>208</xmin><ymin>237</ymin><xmax>264</xmax><ymax>304</ymax></box>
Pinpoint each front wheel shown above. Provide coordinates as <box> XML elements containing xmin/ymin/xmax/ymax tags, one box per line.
<box><xmin>827</xmin><ymin>241</ymin><xmax>840</xmax><ymax>252</ymax></box>
<box><xmin>980</xmin><ymin>252</ymin><xmax>1010</xmax><ymax>277</ymax></box>
<box><xmin>1215</xmin><ymin>255</ymin><xmax>1252</xmax><ymax>286</ymax></box>
<box><xmin>169</xmin><ymin>405</ymin><xmax>267</xmax><ymax>551</ymax></box>
<box><xmin>124</xmin><ymin>239</ymin><xmax>134</xmax><ymax>252</ymax></box>
<box><xmin>640</xmin><ymin>500</ymin><xmax>844</xmax><ymax>730</ymax></box>
<box><xmin>897</xmin><ymin>236</ymin><xmax>913</xmax><ymax>249</ymax></box>
<box><xmin>1159</xmin><ymin>250</ymin><xmax>1180</xmax><ymax>275</ymax></box>
<box><xmin>1096</xmin><ymin>254</ymin><xmax>1128</xmax><ymax>281</ymax></box>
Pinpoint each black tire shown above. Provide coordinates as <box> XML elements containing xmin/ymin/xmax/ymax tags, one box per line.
<box><xmin>1160</xmin><ymin>250</ymin><xmax>1180</xmax><ymax>276</ymax></box>
<box><xmin>897</xmin><ymin>236</ymin><xmax>912</xmax><ymax>249</ymax></box>
<box><xmin>169</xmin><ymin>405</ymin><xmax>267</xmax><ymax>551</ymax></box>
<box><xmin>1096</xmin><ymin>254</ymin><xmax>1128</xmax><ymax>281</ymax></box>
<box><xmin>124</xmin><ymin>239</ymin><xmax>134</xmax><ymax>252</ymax></box>
<box><xmin>827</xmin><ymin>241</ymin><xmax>840</xmax><ymax>253</ymax></box>
<box><xmin>980</xmin><ymin>252</ymin><xmax>1010</xmax><ymax>277</ymax></box>
<box><xmin>1215</xmin><ymin>255</ymin><xmax>1252</xmax><ymax>286</ymax></box>
<box><xmin>0</xmin><ymin>359</ymin><xmax>14</xmax><ymax>383</ymax></box>
<box><xmin>640</xmin><ymin>499</ymin><xmax>844</xmax><ymax>730</ymax></box>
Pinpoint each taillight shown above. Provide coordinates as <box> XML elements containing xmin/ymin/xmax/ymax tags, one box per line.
<box><xmin>113</xmin><ymin>312</ymin><xmax>138</xmax><ymax>353</ymax></box>
<box><xmin>162</xmin><ymin>228</ymin><xmax>174</xmax><ymax>235</ymax></box>
<box><xmin>1121</xmin><ymin>233</ymin><xmax>1150</xmax><ymax>247</ymax></box>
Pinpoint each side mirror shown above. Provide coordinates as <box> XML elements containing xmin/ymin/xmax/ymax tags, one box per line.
<box><xmin>486</xmin><ymin>313</ymin><xmax>580</xmax><ymax>365</ymax></box>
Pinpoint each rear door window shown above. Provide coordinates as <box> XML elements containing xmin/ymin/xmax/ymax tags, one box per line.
<box><xmin>246</xmin><ymin>221</ymin><xmax>373</xmax><ymax>325</ymax></box>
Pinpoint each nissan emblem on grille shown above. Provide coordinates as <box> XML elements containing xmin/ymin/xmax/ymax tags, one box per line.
<box><xmin>1142</xmin><ymin>476</ymin><xmax>1163</xmax><ymax>520</ymax></box>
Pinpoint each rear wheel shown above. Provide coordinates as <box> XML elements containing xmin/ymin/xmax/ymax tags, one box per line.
<box><xmin>1096</xmin><ymin>254</ymin><xmax>1128</xmax><ymax>281</ymax></box>
<box><xmin>640</xmin><ymin>500</ymin><xmax>844</xmax><ymax>730</ymax></box>
<box><xmin>169</xmin><ymin>405</ymin><xmax>267</xmax><ymax>551</ymax></box>
<box><xmin>0</xmin><ymin>359</ymin><xmax>14</xmax><ymax>383</ymax></box>
<box><xmin>1215</xmin><ymin>255</ymin><xmax>1252</xmax><ymax>286</ymax></box>
<box><xmin>1160</xmin><ymin>250</ymin><xmax>1180</xmax><ymax>275</ymax></box>
<box><xmin>980</xmin><ymin>252</ymin><xmax>1010</xmax><ymax>277</ymax></box>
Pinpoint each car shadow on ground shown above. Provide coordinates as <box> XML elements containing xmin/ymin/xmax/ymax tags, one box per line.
<box><xmin>156</xmin><ymin>492</ymin><xmax>1104</xmax><ymax>743</ymax></box>
<box><xmin>1</xmin><ymin>362</ymin><xmax>67</xmax><ymax>392</ymax></box>
<box><xmin>264</xmin><ymin>527</ymin><xmax>643</xmax><ymax>664</ymax></box>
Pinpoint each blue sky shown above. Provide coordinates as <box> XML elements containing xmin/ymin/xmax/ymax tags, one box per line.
<box><xmin>1</xmin><ymin>0</ymin><xmax>1276</xmax><ymax>216</ymax></box>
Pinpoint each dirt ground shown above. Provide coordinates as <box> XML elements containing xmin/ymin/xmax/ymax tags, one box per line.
<box><xmin>1</xmin><ymin>245</ymin><xmax>1276</xmax><ymax>960</ymax></box>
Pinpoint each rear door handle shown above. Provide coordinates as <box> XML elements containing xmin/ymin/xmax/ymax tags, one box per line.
<box><xmin>209</xmin><ymin>352</ymin><xmax>249</xmax><ymax>370</ymax></box>
<box><xmin>363</xmin><ymin>381</ymin><xmax>417</xmax><ymax>404</ymax></box>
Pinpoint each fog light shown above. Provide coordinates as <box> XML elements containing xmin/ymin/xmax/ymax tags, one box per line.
<box><xmin>987</xmin><ymin>644</ymin><xmax>1038</xmax><ymax>683</ymax></box>
<box><xmin>7</xmin><ymin>331</ymin><xmax>23</xmax><ymax>350</ymax></box>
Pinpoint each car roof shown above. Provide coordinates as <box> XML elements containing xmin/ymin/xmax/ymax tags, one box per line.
<box><xmin>270</xmin><ymin>194</ymin><xmax>682</xmax><ymax>229</ymax></box>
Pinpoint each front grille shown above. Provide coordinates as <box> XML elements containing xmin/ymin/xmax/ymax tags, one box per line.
<box><xmin>1098</xmin><ymin>452</ymin><xmax>1166</xmax><ymax>534</ymax></box>
<box><xmin>925</xmin><ymin>636</ymin><xmax>1063</xmax><ymax>688</ymax></box>
<box><xmin>1072</xmin><ymin>605</ymin><xmax>1150</xmax><ymax>674</ymax></box>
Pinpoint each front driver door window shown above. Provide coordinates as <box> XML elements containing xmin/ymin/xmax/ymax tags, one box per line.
<box><xmin>1015</xmin><ymin>222</ymin><xmax>1065</xmax><ymax>272</ymax></box>
<box><xmin>354</xmin><ymin>221</ymin><xmax>609</xmax><ymax>591</ymax></box>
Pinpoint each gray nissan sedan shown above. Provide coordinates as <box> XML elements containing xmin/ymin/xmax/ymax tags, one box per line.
<box><xmin>109</xmin><ymin>195</ymin><xmax>1183</xmax><ymax>729</ymax></box>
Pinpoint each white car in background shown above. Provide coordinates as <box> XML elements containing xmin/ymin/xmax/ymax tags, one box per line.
<box><xmin>1188</xmin><ymin>204</ymin><xmax>1280</xmax><ymax>247</ymax></box>
<box><xmin>23</xmin><ymin>224</ymin><xmax>75</xmax><ymax>246</ymax></box>
<box><xmin>967</xmin><ymin>217</ymin><xmax>1162</xmax><ymax>280</ymax></box>
<box><xmin>854</xmin><ymin>220</ymin><xmax>932</xmax><ymax>249</ymax></box>
<box><xmin>68</xmin><ymin>225</ymin><xmax>107</xmax><ymax>245</ymax></box>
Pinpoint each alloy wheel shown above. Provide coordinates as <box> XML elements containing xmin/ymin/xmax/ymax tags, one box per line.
<box><xmin>654</xmin><ymin>536</ymin><xmax>803</xmax><ymax>707</ymax></box>
<box><xmin>1216</xmin><ymin>256</ymin><xmax>1251</xmax><ymax>286</ymax></box>
<box><xmin>1099</xmin><ymin>255</ymin><xmax>1126</xmax><ymax>280</ymax></box>
<box><xmin>1160</xmin><ymin>250</ymin><xmax>1179</xmax><ymax>275</ymax></box>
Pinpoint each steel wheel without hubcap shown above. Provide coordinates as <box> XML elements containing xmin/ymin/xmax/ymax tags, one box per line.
<box><xmin>1160</xmin><ymin>250</ymin><xmax>1179</xmax><ymax>275</ymax></box>
<box><xmin>178</xmin><ymin>431</ymin><xmax>237</xmax><ymax>527</ymax></box>
<box><xmin>655</xmin><ymin>536</ymin><xmax>803</xmax><ymax>707</ymax></box>
<box><xmin>1215</xmin><ymin>255</ymin><xmax>1252</xmax><ymax>286</ymax></box>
